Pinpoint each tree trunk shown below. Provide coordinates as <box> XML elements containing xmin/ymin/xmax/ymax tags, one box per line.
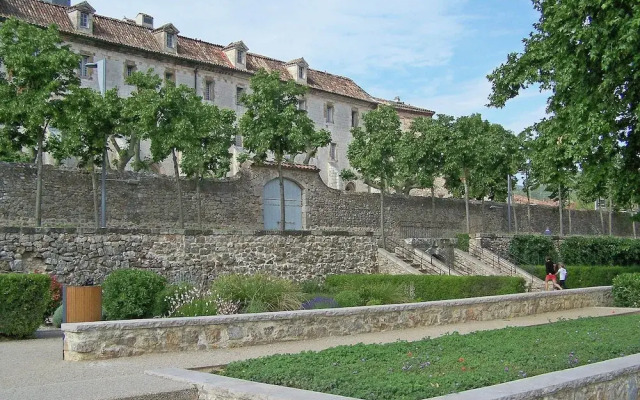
<box><xmin>380</xmin><ymin>180</ymin><xmax>386</xmax><ymax>249</ymax></box>
<box><xmin>278</xmin><ymin>161</ymin><xmax>286</xmax><ymax>231</ymax></box>
<box><xmin>480</xmin><ymin>199</ymin><xmax>485</xmax><ymax>234</ymax></box>
<box><xmin>90</xmin><ymin>164</ymin><xmax>99</xmax><ymax>229</ymax></box>
<box><xmin>172</xmin><ymin>149</ymin><xmax>184</xmax><ymax>229</ymax></box>
<box><xmin>463</xmin><ymin>170</ymin><xmax>470</xmax><ymax>234</ymax></box>
<box><xmin>196</xmin><ymin>173</ymin><xmax>202</xmax><ymax>230</ymax></box>
<box><xmin>512</xmin><ymin>199</ymin><xmax>518</xmax><ymax>234</ymax></box>
<box><xmin>608</xmin><ymin>196</ymin><xmax>613</xmax><ymax>236</ymax></box>
<box><xmin>567</xmin><ymin>191</ymin><xmax>572</xmax><ymax>235</ymax></box>
<box><xmin>633</xmin><ymin>220</ymin><xmax>637</xmax><ymax>239</ymax></box>
<box><xmin>599</xmin><ymin>198</ymin><xmax>605</xmax><ymax>234</ymax></box>
<box><xmin>34</xmin><ymin>125</ymin><xmax>47</xmax><ymax>227</ymax></box>
<box><xmin>558</xmin><ymin>184</ymin><xmax>563</xmax><ymax>236</ymax></box>
<box><xmin>526</xmin><ymin>186</ymin><xmax>532</xmax><ymax>232</ymax></box>
<box><xmin>430</xmin><ymin>186</ymin><xmax>435</xmax><ymax>218</ymax></box>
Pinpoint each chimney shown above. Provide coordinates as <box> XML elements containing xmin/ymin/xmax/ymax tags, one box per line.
<box><xmin>136</xmin><ymin>13</ymin><xmax>154</xmax><ymax>29</ymax></box>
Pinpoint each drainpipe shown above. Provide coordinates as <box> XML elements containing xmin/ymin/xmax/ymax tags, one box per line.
<box><xmin>194</xmin><ymin>67</ymin><xmax>199</xmax><ymax>93</ymax></box>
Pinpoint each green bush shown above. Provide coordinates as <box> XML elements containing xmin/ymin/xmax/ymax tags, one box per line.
<box><xmin>173</xmin><ymin>297</ymin><xmax>218</xmax><ymax>317</ymax></box>
<box><xmin>0</xmin><ymin>273</ymin><xmax>51</xmax><ymax>338</ymax></box>
<box><xmin>52</xmin><ymin>305</ymin><xmax>63</xmax><ymax>328</ymax></box>
<box><xmin>456</xmin><ymin>233</ymin><xmax>470</xmax><ymax>252</ymax></box>
<box><xmin>152</xmin><ymin>282</ymin><xmax>195</xmax><ymax>317</ymax></box>
<box><xmin>560</xmin><ymin>236</ymin><xmax>640</xmax><ymax>266</ymax></box>
<box><xmin>529</xmin><ymin>265</ymin><xmax>640</xmax><ymax>288</ymax></box>
<box><xmin>102</xmin><ymin>269</ymin><xmax>167</xmax><ymax>320</ymax></box>
<box><xmin>325</xmin><ymin>274</ymin><xmax>525</xmax><ymax>302</ymax></box>
<box><xmin>44</xmin><ymin>275</ymin><xmax>62</xmax><ymax>318</ymax></box>
<box><xmin>211</xmin><ymin>274</ymin><xmax>304</xmax><ymax>313</ymax></box>
<box><xmin>612</xmin><ymin>273</ymin><xmax>640</xmax><ymax>307</ymax></box>
<box><xmin>333</xmin><ymin>290</ymin><xmax>363</xmax><ymax>307</ymax></box>
<box><xmin>508</xmin><ymin>235</ymin><xmax>557</xmax><ymax>265</ymax></box>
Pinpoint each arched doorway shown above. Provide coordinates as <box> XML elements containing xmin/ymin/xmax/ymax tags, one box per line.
<box><xmin>263</xmin><ymin>178</ymin><xmax>303</xmax><ymax>230</ymax></box>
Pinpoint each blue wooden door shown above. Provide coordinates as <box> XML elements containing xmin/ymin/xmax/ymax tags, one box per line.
<box><xmin>263</xmin><ymin>179</ymin><xmax>302</xmax><ymax>230</ymax></box>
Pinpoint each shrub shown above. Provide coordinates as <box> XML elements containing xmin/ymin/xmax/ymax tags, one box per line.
<box><xmin>612</xmin><ymin>273</ymin><xmax>640</xmax><ymax>307</ymax></box>
<box><xmin>529</xmin><ymin>265</ymin><xmax>640</xmax><ymax>288</ymax></box>
<box><xmin>456</xmin><ymin>233</ymin><xmax>470</xmax><ymax>252</ymax></box>
<box><xmin>44</xmin><ymin>275</ymin><xmax>62</xmax><ymax>318</ymax></box>
<box><xmin>0</xmin><ymin>273</ymin><xmax>51</xmax><ymax>338</ymax></box>
<box><xmin>333</xmin><ymin>290</ymin><xmax>363</xmax><ymax>307</ymax></box>
<box><xmin>211</xmin><ymin>274</ymin><xmax>304</xmax><ymax>313</ymax></box>
<box><xmin>173</xmin><ymin>297</ymin><xmax>218</xmax><ymax>317</ymax></box>
<box><xmin>560</xmin><ymin>236</ymin><xmax>640</xmax><ymax>266</ymax></box>
<box><xmin>325</xmin><ymin>274</ymin><xmax>525</xmax><ymax>302</ymax></box>
<box><xmin>300</xmin><ymin>278</ymin><xmax>328</xmax><ymax>294</ymax></box>
<box><xmin>102</xmin><ymin>269</ymin><xmax>167</xmax><ymax>320</ymax></box>
<box><xmin>152</xmin><ymin>282</ymin><xmax>195</xmax><ymax>317</ymax></box>
<box><xmin>508</xmin><ymin>235</ymin><xmax>557</xmax><ymax>265</ymax></box>
<box><xmin>52</xmin><ymin>305</ymin><xmax>63</xmax><ymax>328</ymax></box>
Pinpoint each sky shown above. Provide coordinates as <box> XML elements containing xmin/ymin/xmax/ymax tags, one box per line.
<box><xmin>86</xmin><ymin>0</ymin><xmax>548</xmax><ymax>134</ymax></box>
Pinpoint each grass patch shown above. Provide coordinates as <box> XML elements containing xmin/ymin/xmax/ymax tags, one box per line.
<box><xmin>218</xmin><ymin>314</ymin><xmax>640</xmax><ymax>400</ymax></box>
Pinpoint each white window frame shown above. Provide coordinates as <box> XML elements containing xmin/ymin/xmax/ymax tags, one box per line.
<box><xmin>166</xmin><ymin>33</ymin><xmax>175</xmax><ymax>49</ymax></box>
<box><xmin>79</xmin><ymin>55</ymin><xmax>90</xmax><ymax>78</ymax></box>
<box><xmin>236</xmin><ymin>50</ymin><xmax>244</xmax><ymax>64</ymax></box>
<box><xmin>329</xmin><ymin>142</ymin><xmax>337</xmax><ymax>161</ymax></box>
<box><xmin>235</xmin><ymin>134</ymin><xmax>243</xmax><ymax>147</ymax></box>
<box><xmin>298</xmin><ymin>66</ymin><xmax>305</xmax><ymax>79</ymax></box>
<box><xmin>297</xmin><ymin>99</ymin><xmax>307</xmax><ymax>111</ymax></box>
<box><xmin>326</xmin><ymin>103</ymin><xmax>334</xmax><ymax>123</ymax></box>
<box><xmin>204</xmin><ymin>80</ymin><xmax>214</xmax><ymax>101</ymax></box>
<box><xmin>79</xmin><ymin>12</ymin><xmax>89</xmax><ymax>28</ymax></box>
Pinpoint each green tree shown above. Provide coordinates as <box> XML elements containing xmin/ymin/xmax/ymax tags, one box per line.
<box><xmin>239</xmin><ymin>69</ymin><xmax>330</xmax><ymax>231</ymax></box>
<box><xmin>487</xmin><ymin>0</ymin><xmax>640</xmax><ymax>217</ymax></box>
<box><xmin>180</xmin><ymin>104</ymin><xmax>236</xmax><ymax>229</ymax></box>
<box><xmin>0</xmin><ymin>18</ymin><xmax>81</xmax><ymax>226</ymax></box>
<box><xmin>343</xmin><ymin>104</ymin><xmax>400</xmax><ymax>246</ymax></box>
<box><xmin>49</xmin><ymin>87</ymin><xmax>124</xmax><ymax>228</ymax></box>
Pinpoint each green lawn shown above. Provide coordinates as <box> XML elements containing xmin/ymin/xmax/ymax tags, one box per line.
<box><xmin>218</xmin><ymin>314</ymin><xmax>640</xmax><ymax>400</ymax></box>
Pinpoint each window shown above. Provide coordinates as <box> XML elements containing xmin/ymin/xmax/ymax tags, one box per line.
<box><xmin>325</xmin><ymin>103</ymin><xmax>334</xmax><ymax>123</ymax></box>
<box><xmin>329</xmin><ymin>143</ymin><xmax>337</xmax><ymax>161</ymax></box>
<box><xmin>79</xmin><ymin>12</ymin><xmax>89</xmax><ymax>28</ymax></box>
<box><xmin>297</xmin><ymin>99</ymin><xmax>307</xmax><ymax>111</ymax></box>
<box><xmin>143</xmin><ymin>15</ymin><xmax>154</xmax><ymax>25</ymax></box>
<box><xmin>235</xmin><ymin>134</ymin><xmax>243</xmax><ymax>147</ymax></box>
<box><xmin>298</xmin><ymin>66</ymin><xmax>305</xmax><ymax>79</ymax></box>
<box><xmin>166</xmin><ymin>33</ymin><xmax>175</xmax><ymax>49</ymax></box>
<box><xmin>351</xmin><ymin>109</ymin><xmax>359</xmax><ymax>128</ymax></box>
<box><xmin>125</xmin><ymin>64</ymin><xmax>136</xmax><ymax>78</ymax></box>
<box><xmin>164</xmin><ymin>71</ymin><xmax>174</xmax><ymax>83</ymax></box>
<box><xmin>204</xmin><ymin>80</ymin><xmax>214</xmax><ymax>101</ymax></box>
<box><xmin>79</xmin><ymin>55</ymin><xmax>90</xmax><ymax>78</ymax></box>
<box><xmin>236</xmin><ymin>86</ymin><xmax>245</xmax><ymax>105</ymax></box>
<box><xmin>236</xmin><ymin>50</ymin><xmax>244</xmax><ymax>64</ymax></box>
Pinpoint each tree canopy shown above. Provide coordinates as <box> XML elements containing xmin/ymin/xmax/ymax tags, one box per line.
<box><xmin>487</xmin><ymin>0</ymin><xmax>640</xmax><ymax>211</ymax></box>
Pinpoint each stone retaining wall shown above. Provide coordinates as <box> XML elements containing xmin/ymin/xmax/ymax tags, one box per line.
<box><xmin>62</xmin><ymin>287</ymin><xmax>613</xmax><ymax>361</ymax></box>
<box><xmin>0</xmin><ymin>227</ymin><xmax>377</xmax><ymax>285</ymax></box>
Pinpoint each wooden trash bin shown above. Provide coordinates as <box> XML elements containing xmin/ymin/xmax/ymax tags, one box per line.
<box><xmin>63</xmin><ymin>286</ymin><xmax>102</xmax><ymax>323</ymax></box>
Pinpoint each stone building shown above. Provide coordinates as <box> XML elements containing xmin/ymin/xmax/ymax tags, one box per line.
<box><xmin>0</xmin><ymin>0</ymin><xmax>434</xmax><ymax>191</ymax></box>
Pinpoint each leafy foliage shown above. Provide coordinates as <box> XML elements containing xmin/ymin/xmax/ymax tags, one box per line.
<box><xmin>487</xmin><ymin>0</ymin><xmax>640</xmax><ymax>212</ymax></box>
<box><xmin>508</xmin><ymin>235</ymin><xmax>557</xmax><ymax>265</ymax></box>
<box><xmin>612</xmin><ymin>273</ymin><xmax>640</xmax><ymax>308</ymax></box>
<box><xmin>528</xmin><ymin>265</ymin><xmax>640</xmax><ymax>288</ymax></box>
<box><xmin>559</xmin><ymin>236</ymin><xmax>640</xmax><ymax>266</ymax></box>
<box><xmin>455</xmin><ymin>233</ymin><xmax>470</xmax><ymax>252</ymax></box>
<box><xmin>220</xmin><ymin>314</ymin><xmax>640</xmax><ymax>399</ymax></box>
<box><xmin>0</xmin><ymin>273</ymin><xmax>50</xmax><ymax>338</ymax></box>
<box><xmin>211</xmin><ymin>274</ymin><xmax>304</xmax><ymax>313</ymax></box>
<box><xmin>102</xmin><ymin>269</ymin><xmax>167</xmax><ymax>320</ymax></box>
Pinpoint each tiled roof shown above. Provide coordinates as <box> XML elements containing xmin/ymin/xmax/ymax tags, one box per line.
<box><xmin>255</xmin><ymin>161</ymin><xmax>319</xmax><ymax>172</ymax></box>
<box><xmin>374</xmin><ymin>97</ymin><xmax>435</xmax><ymax>116</ymax></box>
<box><xmin>0</xmin><ymin>0</ymin><xmax>432</xmax><ymax>114</ymax></box>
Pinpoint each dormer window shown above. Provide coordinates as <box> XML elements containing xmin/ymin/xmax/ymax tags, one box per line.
<box><xmin>153</xmin><ymin>23</ymin><xmax>180</xmax><ymax>54</ymax></box>
<box><xmin>285</xmin><ymin>58</ymin><xmax>309</xmax><ymax>85</ymax></box>
<box><xmin>80</xmin><ymin>12</ymin><xmax>89</xmax><ymax>28</ymax></box>
<box><xmin>166</xmin><ymin>33</ymin><xmax>175</xmax><ymax>49</ymax></box>
<box><xmin>223</xmin><ymin>41</ymin><xmax>249</xmax><ymax>70</ymax></box>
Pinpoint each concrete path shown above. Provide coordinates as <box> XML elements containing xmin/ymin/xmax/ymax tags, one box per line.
<box><xmin>0</xmin><ymin>306</ymin><xmax>638</xmax><ymax>400</ymax></box>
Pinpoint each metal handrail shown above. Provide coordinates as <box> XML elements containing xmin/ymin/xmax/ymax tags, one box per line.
<box><xmin>385</xmin><ymin>236</ymin><xmax>446</xmax><ymax>275</ymax></box>
<box><xmin>468</xmin><ymin>242</ymin><xmax>541</xmax><ymax>289</ymax></box>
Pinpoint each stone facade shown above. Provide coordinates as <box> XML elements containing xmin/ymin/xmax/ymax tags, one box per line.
<box><xmin>62</xmin><ymin>287</ymin><xmax>613</xmax><ymax>361</ymax></box>
<box><xmin>0</xmin><ymin>227</ymin><xmax>377</xmax><ymax>285</ymax></box>
<box><xmin>1</xmin><ymin>162</ymin><xmax>636</xmax><ymax>237</ymax></box>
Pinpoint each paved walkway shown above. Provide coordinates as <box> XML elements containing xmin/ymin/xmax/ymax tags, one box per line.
<box><xmin>0</xmin><ymin>306</ymin><xmax>638</xmax><ymax>400</ymax></box>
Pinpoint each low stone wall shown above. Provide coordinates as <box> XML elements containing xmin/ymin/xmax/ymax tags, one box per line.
<box><xmin>62</xmin><ymin>287</ymin><xmax>613</xmax><ymax>361</ymax></box>
<box><xmin>149</xmin><ymin>353</ymin><xmax>640</xmax><ymax>400</ymax></box>
<box><xmin>0</xmin><ymin>227</ymin><xmax>377</xmax><ymax>285</ymax></box>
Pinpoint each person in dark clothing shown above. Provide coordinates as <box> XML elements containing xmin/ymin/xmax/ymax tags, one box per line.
<box><xmin>544</xmin><ymin>256</ymin><xmax>563</xmax><ymax>290</ymax></box>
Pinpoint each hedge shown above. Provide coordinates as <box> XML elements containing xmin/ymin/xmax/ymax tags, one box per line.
<box><xmin>612</xmin><ymin>273</ymin><xmax>640</xmax><ymax>307</ymax></box>
<box><xmin>455</xmin><ymin>233</ymin><xmax>470</xmax><ymax>252</ymax></box>
<box><xmin>102</xmin><ymin>269</ymin><xmax>167</xmax><ymax>320</ymax></box>
<box><xmin>508</xmin><ymin>235</ymin><xmax>557</xmax><ymax>265</ymax></box>
<box><xmin>0</xmin><ymin>273</ymin><xmax>51</xmax><ymax>338</ymax></box>
<box><xmin>560</xmin><ymin>236</ymin><xmax>640</xmax><ymax>266</ymax></box>
<box><xmin>324</xmin><ymin>274</ymin><xmax>525</xmax><ymax>302</ymax></box>
<box><xmin>529</xmin><ymin>265</ymin><xmax>640</xmax><ymax>288</ymax></box>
